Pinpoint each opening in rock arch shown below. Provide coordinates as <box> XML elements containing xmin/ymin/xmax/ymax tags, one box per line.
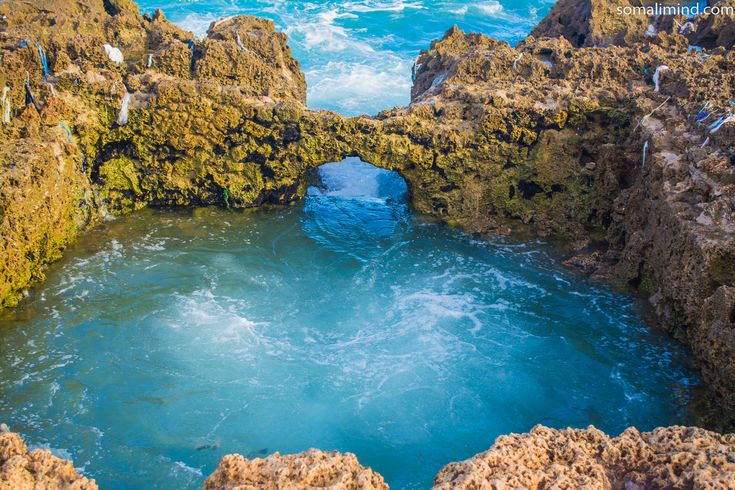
<box><xmin>303</xmin><ymin>158</ymin><xmax>410</xmax><ymax>262</ymax></box>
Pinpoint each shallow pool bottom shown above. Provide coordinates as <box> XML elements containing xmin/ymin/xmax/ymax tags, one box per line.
<box><xmin>0</xmin><ymin>160</ymin><xmax>698</xmax><ymax>489</ymax></box>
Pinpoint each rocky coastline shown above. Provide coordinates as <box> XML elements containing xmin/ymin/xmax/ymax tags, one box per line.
<box><xmin>1</xmin><ymin>0</ymin><xmax>734</xmax><ymax>487</ymax></box>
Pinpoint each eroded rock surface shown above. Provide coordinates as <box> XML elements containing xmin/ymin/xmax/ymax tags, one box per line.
<box><xmin>433</xmin><ymin>425</ymin><xmax>735</xmax><ymax>489</ymax></box>
<box><xmin>203</xmin><ymin>449</ymin><xmax>388</xmax><ymax>490</ymax></box>
<box><xmin>531</xmin><ymin>0</ymin><xmax>735</xmax><ymax>49</ymax></box>
<box><xmin>1</xmin><ymin>0</ymin><xmax>735</xmax><ymax>485</ymax></box>
<box><xmin>530</xmin><ymin>0</ymin><xmax>649</xmax><ymax>47</ymax></box>
<box><xmin>0</xmin><ymin>0</ymin><xmax>342</xmax><ymax>309</ymax></box>
<box><xmin>0</xmin><ymin>428</ymin><xmax>97</xmax><ymax>489</ymax></box>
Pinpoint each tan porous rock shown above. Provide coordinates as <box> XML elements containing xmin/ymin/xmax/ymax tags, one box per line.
<box><xmin>433</xmin><ymin>425</ymin><xmax>735</xmax><ymax>489</ymax></box>
<box><xmin>0</xmin><ymin>429</ymin><xmax>97</xmax><ymax>490</ymax></box>
<box><xmin>203</xmin><ymin>449</ymin><xmax>388</xmax><ymax>490</ymax></box>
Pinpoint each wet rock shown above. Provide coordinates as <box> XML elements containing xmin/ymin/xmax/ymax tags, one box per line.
<box><xmin>0</xmin><ymin>430</ymin><xmax>97</xmax><ymax>489</ymax></box>
<box><xmin>563</xmin><ymin>250</ymin><xmax>602</xmax><ymax>274</ymax></box>
<box><xmin>203</xmin><ymin>449</ymin><xmax>388</xmax><ymax>490</ymax></box>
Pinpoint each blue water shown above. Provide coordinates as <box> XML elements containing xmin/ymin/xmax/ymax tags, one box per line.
<box><xmin>0</xmin><ymin>159</ymin><xmax>698</xmax><ymax>489</ymax></box>
<box><xmin>136</xmin><ymin>0</ymin><xmax>555</xmax><ymax>115</ymax></box>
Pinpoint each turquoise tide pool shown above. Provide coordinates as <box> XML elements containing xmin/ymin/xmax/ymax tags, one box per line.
<box><xmin>0</xmin><ymin>159</ymin><xmax>698</xmax><ymax>489</ymax></box>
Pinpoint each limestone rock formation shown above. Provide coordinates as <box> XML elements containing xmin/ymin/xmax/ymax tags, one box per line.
<box><xmin>200</xmin><ymin>16</ymin><xmax>306</xmax><ymax>101</ymax></box>
<box><xmin>433</xmin><ymin>425</ymin><xmax>735</xmax><ymax>489</ymax></box>
<box><xmin>204</xmin><ymin>426</ymin><xmax>735</xmax><ymax>489</ymax></box>
<box><xmin>0</xmin><ymin>428</ymin><xmax>97</xmax><ymax>489</ymax></box>
<box><xmin>202</xmin><ymin>449</ymin><xmax>388</xmax><ymax>490</ymax></box>
<box><xmin>0</xmin><ymin>0</ymin><xmax>334</xmax><ymax>308</ymax></box>
<box><xmin>531</xmin><ymin>0</ymin><xmax>735</xmax><ymax>50</ymax></box>
<box><xmin>530</xmin><ymin>0</ymin><xmax>650</xmax><ymax>47</ymax></box>
<box><xmin>691</xmin><ymin>0</ymin><xmax>735</xmax><ymax>50</ymax></box>
<box><xmin>0</xmin><ymin>126</ymin><xmax>95</xmax><ymax>308</ymax></box>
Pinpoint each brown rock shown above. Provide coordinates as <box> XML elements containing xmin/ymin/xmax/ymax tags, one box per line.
<box><xmin>530</xmin><ymin>0</ymin><xmax>649</xmax><ymax>47</ymax></box>
<box><xmin>690</xmin><ymin>0</ymin><xmax>735</xmax><ymax>49</ymax></box>
<box><xmin>433</xmin><ymin>425</ymin><xmax>735</xmax><ymax>489</ymax></box>
<box><xmin>0</xmin><ymin>430</ymin><xmax>97</xmax><ymax>489</ymax></box>
<box><xmin>203</xmin><ymin>449</ymin><xmax>388</xmax><ymax>490</ymax></box>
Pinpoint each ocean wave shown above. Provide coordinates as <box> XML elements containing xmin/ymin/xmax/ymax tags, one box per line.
<box><xmin>344</xmin><ymin>0</ymin><xmax>426</xmax><ymax>13</ymax></box>
<box><xmin>306</xmin><ymin>59</ymin><xmax>411</xmax><ymax>115</ymax></box>
<box><xmin>475</xmin><ymin>0</ymin><xmax>504</xmax><ymax>16</ymax></box>
<box><xmin>169</xmin><ymin>289</ymin><xmax>270</xmax><ymax>353</ymax></box>
<box><xmin>176</xmin><ymin>12</ymin><xmax>220</xmax><ymax>38</ymax></box>
<box><xmin>285</xmin><ymin>9</ymin><xmax>370</xmax><ymax>53</ymax></box>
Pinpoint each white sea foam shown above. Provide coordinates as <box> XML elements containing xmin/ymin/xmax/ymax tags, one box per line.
<box><xmin>286</xmin><ymin>9</ymin><xmax>369</xmax><ymax>53</ymax></box>
<box><xmin>345</xmin><ymin>0</ymin><xmax>425</xmax><ymax>13</ymax></box>
<box><xmin>306</xmin><ymin>59</ymin><xmax>411</xmax><ymax>115</ymax></box>
<box><xmin>398</xmin><ymin>290</ymin><xmax>486</xmax><ymax>334</ymax></box>
<box><xmin>177</xmin><ymin>12</ymin><xmax>219</xmax><ymax>38</ymax></box>
<box><xmin>170</xmin><ymin>289</ymin><xmax>270</xmax><ymax>355</ymax></box>
<box><xmin>475</xmin><ymin>0</ymin><xmax>504</xmax><ymax>16</ymax></box>
<box><xmin>172</xmin><ymin>461</ymin><xmax>203</xmax><ymax>477</ymax></box>
<box><xmin>318</xmin><ymin>159</ymin><xmax>386</xmax><ymax>198</ymax></box>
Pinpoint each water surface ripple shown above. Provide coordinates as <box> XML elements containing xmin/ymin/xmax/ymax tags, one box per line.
<box><xmin>0</xmin><ymin>159</ymin><xmax>698</xmax><ymax>489</ymax></box>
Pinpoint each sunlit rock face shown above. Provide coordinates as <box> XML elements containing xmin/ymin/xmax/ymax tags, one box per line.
<box><xmin>203</xmin><ymin>449</ymin><xmax>388</xmax><ymax>490</ymax></box>
<box><xmin>433</xmin><ymin>425</ymin><xmax>735</xmax><ymax>489</ymax></box>
<box><xmin>529</xmin><ymin>0</ymin><xmax>650</xmax><ymax>47</ymax></box>
<box><xmin>529</xmin><ymin>0</ymin><xmax>735</xmax><ymax>50</ymax></box>
<box><xmin>0</xmin><ymin>429</ymin><xmax>98</xmax><ymax>489</ymax></box>
<box><xmin>203</xmin><ymin>425</ymin><xmax>735</xmax><ymax>489</ymax></box>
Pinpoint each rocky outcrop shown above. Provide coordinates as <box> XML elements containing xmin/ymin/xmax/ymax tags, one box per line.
<box><xmin>691</xmin><ymin>0</ymin><xmax>735</xmax><ymax>50</ymax></box>
<box><xmin>203</xmin><ymin>449</ymin><xmax>388</xmax><ymax>490</ymax></box>
<box><xmin>1</xmin><ymin>0</ymin><xmax>735</xmax><ymax>485</ymax></box>
<box><xmin>433</xmin><ymin>425</ymin><xmax>735</xmax><ymax>489</ymax></box>
<box><xmin>0</xmin><ymin>0</ymin><xmax>339</xmax><ymax>308</ymax></box>
<box><xmin>203</xmin><ymin>425</ymin><xmax>735</xmax><ymax>489</ymax></box>
<box><xmin>531</xmin><ymin>0</ymin><xmax>735</xmax><ymax>50</ymax></box>
<box><xmin>529</xmin><ymin>0</ymin><xmax>649</xmax><ymax>47</ymax></box>
<box><xmin>0</xmin><ymin>427</ymin><xmax>97</xmax><ymax>489</ymax></box>
<box><xmin>0</xmin><ymin>126</ymin><xmax>96</xmax><ymax>308</ymax></box>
